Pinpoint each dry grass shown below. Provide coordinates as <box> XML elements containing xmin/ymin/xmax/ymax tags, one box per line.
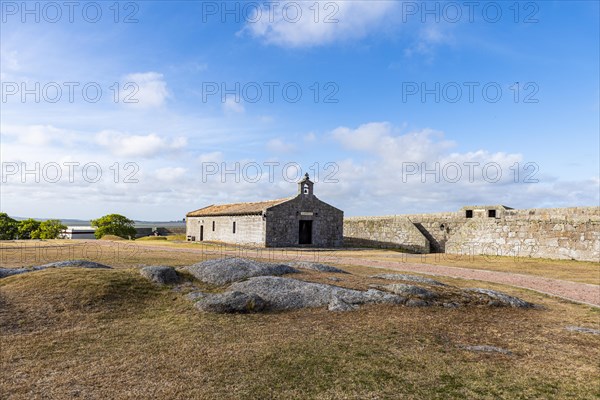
<box><xmin>2</xmin><ymin>240</ymin><xmax>598</xmax><ymax>285</ymax></box>
<box><xmin>123</xmin><ymin>241</ymin><xmax>600</xmax><ymax>285</ymax></box>
<box><xmin>135</xmin><ymin>234</ymin><xmax>186</xmax><ymax>241</ymax></box>
<box><xmin>99</xmin><ymin>235</ymin><xmax>128</xmax><ymax>241</ymax></box>
<box><xmin>0</xmin><ymin>240</ymin><xmax>205</xmax><ymax>269</ymax></box>
<box><xmin>0</xmin><ymin>243</ymin><xmax>599</xmax><ymax>399</ymax></box>
<box><xmin>136</xmin><ymin>236</ymin><xmax>168</xmax><ymax>241</ymax></box>
<box><xmin>166</xmin><ymin>234</ymin><xmax>187</xmax><ymax>241</ymax></box>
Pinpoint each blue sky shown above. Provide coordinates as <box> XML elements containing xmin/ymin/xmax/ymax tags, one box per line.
<box><xmin>1</xmin><ymin>0</ymin><xmax>598</xmax><ymax>220</ymax></box>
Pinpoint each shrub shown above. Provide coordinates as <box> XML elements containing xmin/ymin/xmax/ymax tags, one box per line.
<box><xmin>91</xmin><ymin>214</ymin><xmax>136</xmax><ymax>239</ymax></box>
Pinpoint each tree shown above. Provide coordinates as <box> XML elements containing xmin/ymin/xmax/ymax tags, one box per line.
<box><xmin>18</xmin><ymin>218</ymin><xmax>41</xmax><ymax>239</ymax></box>
<box><xmin>0</xmin><ymin>213</ymin><xmax>18</xmax><ymax>240</ymax></box>
<box><xmin>33</xmin><ymin>219</ymin><xmax>67</xmax><ymax>239</ymax></box>
<box><xmin>91</xmin><ymin>214</ymin><xmax>136</xmax><ymax>239</ymax></box>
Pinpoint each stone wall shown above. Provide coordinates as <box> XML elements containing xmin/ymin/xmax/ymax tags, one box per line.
<box><xmin>186</xmin><ymin>215</ymin><xmax>265</xmax><ymax>246</ymax></box>
<box><xmin>185</xmin><ymin>193</ymin><xmax>343</xmax><ymax>248</ymax></box>
<box><xmin>343</xmin><ymin>206</ymin><xmax>600</xmax><ymax>262</ymax></box>
<box><xmin>446</xmin><ymin>207</ymin><xmax>600</xmax><ymax>262</ymax></box>
<box><xmin>407</xmin><ymin>212</ymin><xmax>467</xmax><ymax>252</ymax></box>
<box><xmin>266</xmin><ymin>194</ymin><xmax>343</xmax><ymax>247</ymax></box>
<box><xmin>505</xmin><ymin>207</ymin><xmax>600</xmax><ymax>221</ymax></box>
<box><xmin>343</xmin><ymin>216</ymin><xmax>429</xmax><ymax>253</ymax></box>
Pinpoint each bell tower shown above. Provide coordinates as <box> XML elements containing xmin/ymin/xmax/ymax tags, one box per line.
<box><xmin>298</xmin><ymin>173</ymin><xmax>314</xmax><ymax>196</ymax></box>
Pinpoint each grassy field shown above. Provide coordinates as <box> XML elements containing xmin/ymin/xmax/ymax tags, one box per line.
<box><xmin>1</xmin><ymin>241</ymin><xmax>599</xmax><ymax>399</ymax></box>
<box><xmin>1</xmin><ymin>239</ymin><xmax>598</xmax><ymax>285</ymax></box>
<box><xmin>128</xmin><ymin>240</ymin><xmax>600</xmax><ymax>285</ymax></box>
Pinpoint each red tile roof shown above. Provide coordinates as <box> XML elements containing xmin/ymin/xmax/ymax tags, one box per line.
<box><xmin>186</xmin><ymin>198</ymin><xmax>292</xmax><ymax>217</ymax></box>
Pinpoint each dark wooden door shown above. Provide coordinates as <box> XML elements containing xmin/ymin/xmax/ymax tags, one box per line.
<box><xmin>200</xmin><ymin>225</ymin><xmax>204</xmax><ymax>241</ymax></box>
<box><xmin>299</xmin><ymin>220</ymin><xmax>312</xmax><ymax>245</ymax></box>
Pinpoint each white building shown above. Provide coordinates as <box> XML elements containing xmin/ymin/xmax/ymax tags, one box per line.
<box><xmin>60</xmin><ymin>226</ymin><xmax>97</xmax><ymax>239</ymax></box>
<box><xmin>186</xmin><ymin>174</ymin><xmax>343</xmax><ymax>247</ymax></box>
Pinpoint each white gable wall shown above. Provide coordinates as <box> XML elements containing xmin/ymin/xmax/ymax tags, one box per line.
<box><xmin>186</xmin><ymin>215</ymin><xmax>266</xmax><ymax>246</ymax></box>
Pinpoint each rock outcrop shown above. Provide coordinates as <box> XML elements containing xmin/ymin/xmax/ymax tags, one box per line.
<box><xmin>0</xmin><ymin>260</ymin><xmax>112</xmax><ymax>279</ymax></box>
<box><xmin>140</xmin><ymin>266</ymin><xmax>180</xmax><ymax>284</ymax></box>
<box><xmin>186</xmin><ymin>257</ymin><xmax>298</xmax><ymax>285</ymax></box>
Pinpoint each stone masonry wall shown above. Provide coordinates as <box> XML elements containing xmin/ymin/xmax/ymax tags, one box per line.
<box><xmin>343</xmin><ymin>216</ymin><xmax>429</xmax><ymax>253</ymax></box>
<box><xmin>344</xmin><ymin>206</ymin><xmax>599</xmax><ymax>262</ymax></box>
<box><xmin>446</xmin><ymin>207</ymin><xmax>600</xmax><ymax>262</ymax></box>
<box><xmin>266</xmin><ymin>195</ymin><xmax>343</xmax><ymax>247</ymax></box>
<box><xmin>407</xmin><ymin>212</ymin><xmax>468</xmax><ymax>252</ymax></box>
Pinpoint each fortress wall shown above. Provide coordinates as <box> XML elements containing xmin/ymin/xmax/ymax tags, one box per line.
<box><xmin>445</xmin><ymin>217</ymin><xmax>600</xmax><ymax>262</ymax></box>
<box><xmin>344</xmin><ymin>207</ymin><xmax>599</xmax><ymax>261</ymax></box>
<box><xmin>343</xmin><ymin>216</ymin><xmax>430</xmax><ymax>253</ymax></box>
<box><xmin>406</xmin><ymin>213</ymin><xmax>467</xmax><ymax>253</ymax></box>
<box><xmin>504</xmin><ymin>207</ymin><xmax>600</xmax><ymax>221</ymax></box>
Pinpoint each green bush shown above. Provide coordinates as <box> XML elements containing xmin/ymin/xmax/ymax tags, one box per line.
<box><xmin>91</xmin><ymin>214</ymin><xmax>136</xmax><ymax>240</ymax></box>
<box><xmin>32</xmin><ymin>219</ymin><xmax>67</xmax><ymax>239</ymax></box>
<box><xmin>0</xmin><ymin>213</ymin><xmax>18</xmax><ymax>240</ymax></box>
<box><xmin>18</xmin><ymin>218</ymin><xmax>41</xmax><ymax>239</ymax></box>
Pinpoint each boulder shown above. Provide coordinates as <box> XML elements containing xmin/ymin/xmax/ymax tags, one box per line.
<box><xmin>374</xmin><ymin>283</ymin><xmax>438</xmax><ymax>300</ymax></box>
<box><xmin>328</xmin><ymin>296</ymin><xmax>358</xmax><ymax>312</ymax></box>
<box><xmin>465</xmin><ymin>288</ymin><xmax>533</xmax><ymax>308</ymax></box>
<box><xmin>228</xmin><ymin>276</ymin><xmax>404</xmax><ymax>311</ymax></box>
<box><xmin>195</xmin><ymin>291</ymin><xmax>267</xmax><ymax>313</ymax></box>
<box><xmin>33</xmin><ymin>260</ymin><xmax>112</xmax><ymax>269</ymax></box>
<box><xmin>565</xmin><ymin>326</ymin><xmax>600</xmax><ymax>335</ymax></box>
<box><xmin>186</xmin><ymin>291</ymin><xmax>207</xmax><ymax>302</ymax></box>
<box><xmin>287</xmin><ymin>262</ymin><xmax>349</xmax><ymax>274</ymax></box>
<box><xmin>370</xmin><ymin>273</ymin><xmax>446</xmax><ymax>286</ymax></box>
<box><xmin>140</xmin><ymin>266</ymin><xmax>179</xmax><ymax>284</ymax></box>
<box><xmin>0</xmin><ymin>268</ymin><xmax>29</xmax><ymax>279</ymax></box>
<box><xmin>0</xmin><ymin>260</ymin><xmax>112</xmax><ymax>279</ymax></box>
<box><xmin>406</xmin><ymin>299</ymin><xmax>431</xmax><ymax>307</ymax></box>
<box><xmin>360</xmin><ymin>289</ymin><xmax>406</xmax><ymax>305</ymax></box>
<box><xmin>186</xmin><ymin>257</ymin><xmax>298</xmax><ymax>285</ymax></box>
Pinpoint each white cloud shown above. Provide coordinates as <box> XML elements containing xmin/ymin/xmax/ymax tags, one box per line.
<box><xmin>95</xmin><ymin>130</ymin><xmax>186</xmax><ymax>158</ymax></box>
<box><xmin>197</xmin><ymin>151</ymin><xmax>224</xmax><ymax>163</ymax></box>
<box><xmin>325</xmin><ymin>121</ymin><xmax>600</xmax><ymax>215</ymax></box>
<box><xmin>404</xmin><ymin>23</ymin><xmax>456</xmax><ymax>60</ymax></box>
<box><xmin>0</xmin><ymin>124</ymin><xmax>76</xmax><ymax>147</ymax></box>
<box><xmin>155</xmin><ymin>167</ymin><xmax>187</xmax><ymax>182</ymax></box>
<box><xmin>259</xmin><ymin>115</ymin><xmax>275</xmax><ymax>123</ymax></box>
<box><xmin>240</xmin><ymin>0</ymin><xmax>397</xmax><ymax>47</ymax></box>
<box><xmin>0</xmin><ymin>47</ymin><xmax>23</xmax><ymax>81</ymax></box>
<box><xmin>0</xmin><ymin>49</ymin><xmax>20</xmax><ymax>72</ymax></box>
<box><xmin>267</xmin><ymin>138</ymin><xmax>296</xmax><ymax>153</ymax></box>
<box><xmin>304</xmin><ymin>132</ymin><xmax>317</xmax><ymax>142</ymax></box>
<box><xmin>223</xmin><ymin>97</ymin><xmax>245</xmax><ymax>114</ymax></box>
<box><xmin>331</xmin><ymin>122</ymin><xmax>454</xmax><ymax>163</ymax></box>
<box><xmin>123</xmin><ymin>72</ymin><xmax>170</xmax><ymax>109</ymax></box>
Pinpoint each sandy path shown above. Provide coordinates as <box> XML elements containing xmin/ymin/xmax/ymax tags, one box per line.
<box><xmin>338</xmin><ymin>258</ymin><xmax>600</xmax><ymax>307</ymax></box>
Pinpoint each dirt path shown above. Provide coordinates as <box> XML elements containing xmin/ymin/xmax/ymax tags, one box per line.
<box><xmin>338</xmin><ymin>258</ymin><xmax>600</xmax><ymax>307</ymax></box>
<box><xmin>100</xmin><ymin>241</ymin><xmax>600</xmax><ymax>307</ymax></box>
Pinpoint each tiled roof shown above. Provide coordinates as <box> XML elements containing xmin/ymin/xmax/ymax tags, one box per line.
<box><xmin>186</xmin><ymin>198</ymin><xmax>292</xmax><ymax>217</ymax></box>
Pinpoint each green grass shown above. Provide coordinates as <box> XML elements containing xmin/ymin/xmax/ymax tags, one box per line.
<box><xmin>136</xmin><ymin>236</ymin><xmax>168</xmax><ymax>241</ymax></box>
